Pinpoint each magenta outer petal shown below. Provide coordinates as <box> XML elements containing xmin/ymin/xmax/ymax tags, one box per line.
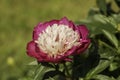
<box><xmin>59</xmin><ymin>17</ymin><xmax>76</xmax><ymax>30</ymax></box>
<box><xmin>65</xmin><ymin>46</ymin><xmax>78</xmax><ymax>56</ymax></box>
<box><xmin>36</xmin><ymin>46</ymin><xmax>47</xmax><ymax>58</ymax></box>
<box><xmin>72</xmin><ymin>25</ymin><xmax>90</xmax><ymax>55</ymax></box>
<box><xmin>64</xmin><ymin>58</ymin><xmax>72</xmax><ymax>62</ymax></box>
<box><xmin>59</xmin><ymin>17</ymin><xmax>70</xmax><ymax>25</ymax></box>
<box><xmin>77</xmin><ymin>25</ymin><xmax>89</xmax><ymax>40</ymax></box>
<box><xmin>33</xmin><ymin>20</ymin><xmax>59</xmax><ymax>40</ymax></box>
<box><xmin>76</xmin><ymin>39</ymin><xmax>90</xmax><ymax>55</ymax></box>
<box><xmin>48</xmin><ymin>20</ymin><xmax>59</xmax><ymax>26</ymax></box>
<box><xmin>68</xmin><ymin>21</ymin><xmax>76</xmax><ymax>30</ymax></box>
<box><xmin>27</xmin><ymin>41</ymin><xmax>40</xmax><ymax>58</ymax></box>
<box><xmin>33</xmin><ymin>23</ymin><xmax>47</xmax><ymax>40</ymax></box>
<box><xmin>39</xmin><ymin>54</ymin><xmax>71</xmax><ymax>63</ymax></box>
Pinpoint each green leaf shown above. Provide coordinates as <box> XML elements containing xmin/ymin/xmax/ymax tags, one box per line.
<box><xmin>96</xmin><ymin>0</ymin><xmax>107</xmax><ymax>15</ymax></box>
<box><xmin>34</xmin><ymin>64</ymin><xmax>55</xmax><ymax>80</ymax></box>
<box><xmin>114</xmin><ymin>0</ymin><xmax>120</xmax><ymax>8</ymax></box>
<box><xmin>85</xmin><ymin>55</ymin><xmax>114</xmax><ymax>79</ymax></box>
<box><xmin>117</xmin><ymin>47</ymin><xmax>120</xmax><ymax>54</ymax></box>
<box><xmin>28</xmin><ymin>60</ymin><xmax>38</xmax><ymax>65</ymax></box>
<box><xmin>102</xmin><ymin>29</ymin><xmax>118</xmax><ymax>48</ymax></box>
<box><xmin>109</xmin><ymin>62</ymin><xmax>119</xmax><ymax>71</ymax></box>
<box><xmin>47</xmin><ymin>77</ymin><xmax>55</xmax><ymax>80</ymax></box>
<box><xmin>117</xmin><ymin>76</ymin><xmax>120</xmax><ymax>80</ymax></box>
<box><xmin>92</xmin><ymin>74</ymin><xmax>116</xmax><ymax>80</ymax></box>
<box><xmin>112</xmin><ymin>14</ymin><xmax>120</xmax><ymax>23</ymax></box>
<box><xmin>117</xmin><ymin>24</ymin><xmax>120</xmax><ymax>31</ymax></box>
<box><xmin>80</xmin><ymin>14</ymin><xmax>117</xmax><ymax>36</ymax></box>
<box><xmin>79</xmin><ymin>78</ymin><xmax>84</xmax><ymax>80</ymax></box>
<box><xmin>99</xmin><ymin>40</ymin><xmax>117</xmax><ymax>53</ymax></box>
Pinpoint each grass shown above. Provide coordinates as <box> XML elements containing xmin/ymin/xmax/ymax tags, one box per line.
<box><xmin>0</xmin><ymin>0</ymin><xmax>96</xmax><ymax>79</ymax></box>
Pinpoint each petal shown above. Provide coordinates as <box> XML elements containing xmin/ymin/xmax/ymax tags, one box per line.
<box><xmin>27</xmin><ymin>41</ymin><xmax>49</xmax><ymax>62</ymax></box>
<box><xmin>38</xmin><ymin>54</ymin><xmax>71</xmax><ymax>63</ymax></box>
<box><xmin>68</xmin><ymin>21</ymin><xmax>76</xmax><ymax>30</ymax></box>
<box><xmin>26</xmin><ymin>41</ymin><xmax>39</xmax><ymax>58</ymax></box>
<box><xmin>48</xmin><ymin>20</ymin><xmax>59</xmax><ymax>26</ymax></box>
<box><xmin>65</xmin><ymin>46</ymin><xmax>78</xmax><ymax>56</ymax></box>
<box><xmin>35</xmin><ymin>46</ymin><xmax>47</xmax><ymax>57</ymax></box>
<box><xmin>77</xmin><ymin>25</ymin><xmax>89</xmax><ymax>40</ymax></box>
<box><xmin>33</xmin><ymin>23</ymin><xmax>47</xmax><ymax>40</ymax></box>
<box><xmin>76</xmin><ymin>39</ymin><xmax>90</xmax><ymax>54</ymax></box>
<box><xmin>48</xmin><ymin>57</ymin><xmax>71</xmax><ymax>63</ymax></box>
<box><xmin>33</xmin><ymin>20</ymin><xmax>59</xmax><ymax>40</ymax></box>
<box><xmin>45</xmin><ymin>55</ymin><xmax>64</xmax><ymax>63</ymax></box>
<box><xmin>59</xmin><ymin>17</ymin><xmax>70</xmax><ymax>25</ymax></box>
<box><xmin>46</xmin><ymin>58</ymin><xmax>61</xmax><ymax>63</ymax></box>
<box><xmin>59</xmin><ymin>17</ymin><xmax>76</xmax><ymax>30</ymax></box>
<box><xmin>64</xmin><ymin>58</ymin><xmax>72</xmax><ymax>62</ymax></box>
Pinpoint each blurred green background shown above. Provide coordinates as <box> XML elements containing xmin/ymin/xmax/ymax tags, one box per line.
<box><xmin>0</xmin><ymin>0</ymin><xmax>97</xmax><ymax>80</ymax></box>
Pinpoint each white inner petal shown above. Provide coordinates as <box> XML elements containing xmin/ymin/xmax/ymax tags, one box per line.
<box><xmin>35</xmin><ymin>24</ymin><xmax>80</xmax><ymax>57</ymax></box>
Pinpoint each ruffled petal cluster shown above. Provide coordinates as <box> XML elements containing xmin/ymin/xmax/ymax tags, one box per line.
<box><xmin>27</xmin><ymin>17</ymin><xmax>90</xmax><ymax>63</ymax></box>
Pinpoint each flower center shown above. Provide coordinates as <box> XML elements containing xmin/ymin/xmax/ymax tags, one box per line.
<box><xmin>35</xmin><ymin>24</ymin><xmax>80</xmax><ymax>58</ymax></box>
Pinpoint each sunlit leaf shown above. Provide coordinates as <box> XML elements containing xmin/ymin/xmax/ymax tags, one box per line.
<box><xmin>85</xmin><ymin>55</ymin><xmax>114</xmax><ymax>79</ymax></box>
<box><xmin>47</xmin><ymin>77</ymin><xmax>55</xmax><ymax>80</ymax></box>
<box><xmin>99</xmin><ymin>40</ymin><xmax>117</xmax><ymax>53</ymax></box>
<box><xmin>28</xmin><ymin>60</ymin><xmax>38</xmax><ymax>65</ymax></box>
<box><xmin>33</xmin><ymin>64</ymin><xmax>55</xmax><ymax>80</ymax></box>
<box><xmin>102</xmin><ymin>29</ymin><xmax>118</xmax><ymax>48</ymax></box>
<box><xmin>79</xmin><ymin>78</ymin><xmax>84</xmax><ymax>80</ymax></box>
<box><xmin>117</xmin><ymin>76</ymin><xmax>120</xmax><ymax>80</ymax></box>
<box><xmin>109</xmin><ymin>62</ymin><xmax>119</xmax><ymax>71</ymax></box>
<box><xmin>80</xmin><ymin>14</ymin><xmax>117</xmax><ymax>36</ymax></box>
<box><xmin>112</xmin><ymin>14</ymin><xmax>120</xmax><ymax>23</ymax></box>
<box><xmin>92</xmin><ymin>74</ymin><xmax>116</xmax><ymax>80</ymax></box>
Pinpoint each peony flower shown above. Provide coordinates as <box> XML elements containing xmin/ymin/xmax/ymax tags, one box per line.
<box><xmin>26</xmin><ymin>17</ymin><xmax>90</xmax><ymax>63</ymax></box>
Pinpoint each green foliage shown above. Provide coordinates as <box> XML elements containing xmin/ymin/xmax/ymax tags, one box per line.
<box><xmin>1</xmin><ymin>0</ymin><xmax>120</xmax><ymax>80</ymax></box>
<box><xmin>86</xmin><ymin>54</ymin><xmax>114</xmax><ymax>79</ymax></box>
<box><xmin>0</xmin><ymin>0</ymin><xmax>96</xmax><ymax>80</ymax></box>
<box><xmin>31</xmin><ymin>0</ymin><xmax>120</xmax><ymax>80</ymax></box>
<box><xmin>80</xmin><ymin>14</ymin><xmax>117</xmax><ymax>36</ymax></box>
<box><xmin>92</xmin><ymin>74</ymin><xmax>116</xmax><ymax>80</ymax></box>
<box><xmin>102</xmin><ymin>30</ymin><xmax>118</xmax><ymax>49</ymax></box>
<box><xmin>96</xmin><ymin>0</ymin><xmax>107</xmax><ymax>15</ymax></box>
